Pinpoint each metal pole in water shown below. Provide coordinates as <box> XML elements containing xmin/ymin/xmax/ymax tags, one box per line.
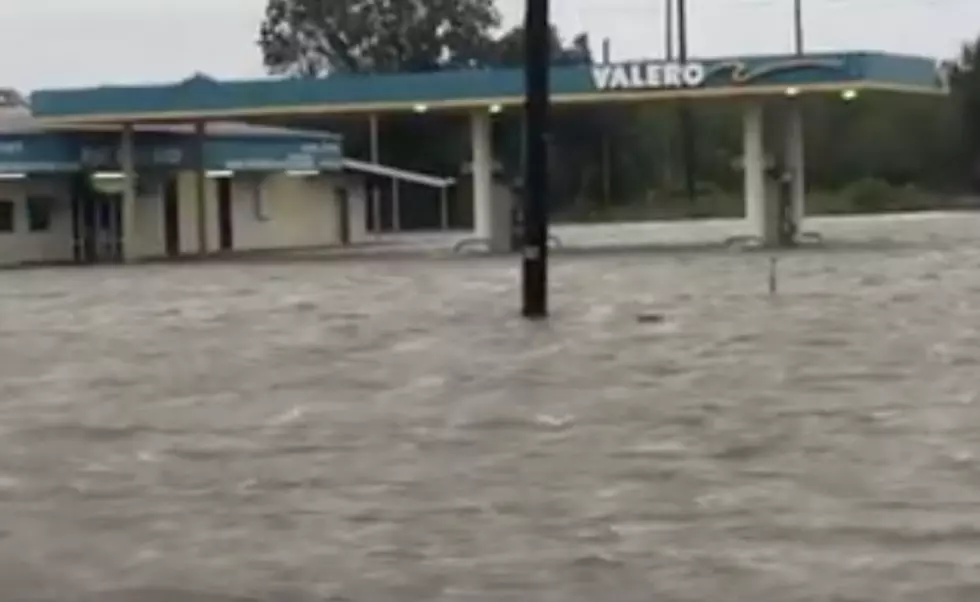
<box><xmin>522</xmin><ymin>0</ymin><xmax>550</xmax><ymax>319</ymax></box>
<box><xmin>768</xmin><ymin>256</ymin><xmax>779</xmax><ymax>296</ymax></box>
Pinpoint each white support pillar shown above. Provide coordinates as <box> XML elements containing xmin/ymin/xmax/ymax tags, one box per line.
<box><xmin>470</xmin><ymin>110</ymin><xmax>493</xmax><ymax>244</ymax></box>
<box><xmin>743</xmin><ymin>102</ymin><xmax>767</xmax><ymax>242</ymax></box>
<box><xmin>120</xmin><ymin>123</ymin><xmax>138</xmax><ymax>263</ymax></box>
<box><xmin>194</xmin><ymin>121</ymin><xmax>209</xmax><ymax>255</ymax></box>
<box><xmin>785</xmin><ymin>103</ymin><xmax>806</xmax><ymax>230</ymax></box>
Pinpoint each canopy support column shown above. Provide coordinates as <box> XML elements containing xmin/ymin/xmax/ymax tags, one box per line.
<box><xmin>785</xmin><ymin>103</ymin><xmax>806</xmax><ymax>235</ymax></box>
<box><xmin>194</xmin><ymin>121</ymin><xmax>209</xmax><ymax>255</ymax></box>
<box><xmin>743</xmin><ymin>101</ymin><xmax>769</xmax><ymax>244</ymax></box>
<box><xmin>471</xmin><ymin>110</ymin><xmax>493</xmax><ymax>244</ymax></box>
<box><xmin>120</xmin><ymin>123</ymin><xmax>138</xmax><ymax>263</ymax></box>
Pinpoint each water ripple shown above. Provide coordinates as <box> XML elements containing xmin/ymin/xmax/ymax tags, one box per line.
<box><xmin>2</xmin><ymin>213</ymin><xmax>980</xmax><ymax>600</ymax></box>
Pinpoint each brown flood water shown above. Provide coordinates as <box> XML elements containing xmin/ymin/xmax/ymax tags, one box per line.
<box><xmin>2</xmin><ymin>214</ymin><xmax>980</xmax><ymax>601</ymax></box>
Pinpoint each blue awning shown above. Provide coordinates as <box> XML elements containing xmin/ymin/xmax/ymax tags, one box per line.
<box><xmin>0</xmin><ymin>130</ymin><xmax>343</xmax><ymax>175</ymax></box>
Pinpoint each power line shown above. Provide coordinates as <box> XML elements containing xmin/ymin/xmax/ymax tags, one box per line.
<box><xmin>574</xmin><ymin>0</ymin><xmax>972</xmax><ymax>11</ymax></box>
<box><xmin>565</xmin><ymin>0</ymin><xmax>973</xmax><ymax>59</ymax></box>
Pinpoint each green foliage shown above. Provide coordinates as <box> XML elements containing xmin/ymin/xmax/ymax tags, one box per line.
<box><xmin>258</xmin><ymin>0</ymin><xmax>501</xmax><ymax>75</ymax></box>
<box><xmin>952</xmin><ymin>36</ymin><xmax>980</xmax><ymax>189</ymax></box>
<box><xmin>841</xmin><ymin>177</ymin><xmax>894</xmax><ymax>212</ymax></box>
<box><xmin>489</xmin><ymin>25</ymin><xmax>590</xmax><ymax>67</ymax></box>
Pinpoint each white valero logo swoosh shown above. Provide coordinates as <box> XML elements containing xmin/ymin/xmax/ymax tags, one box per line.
<box><xmin>591</xmin><ymin>62</ymin><xmax>707</xmax><ymax>91</ymax></box>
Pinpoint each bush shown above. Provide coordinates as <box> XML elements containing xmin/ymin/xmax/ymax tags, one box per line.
<box><xmin>841</xmin><ymin>177</ymin><xmax>896</xmax><ymax>213</ymax></box>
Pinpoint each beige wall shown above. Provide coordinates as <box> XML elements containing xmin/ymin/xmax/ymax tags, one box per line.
<box><xmin>347</xmin><ymin>179</ymin><xmax>369</xmax><ymax>244</ymax></box>
<box><xmin>169</xmin><ymin>170</ymin><xmax>358</xmax><ymax>255</ymax></box>
<box><xmin>230</xmin><ymin>173</ymin><xmax>340</xmax><ymax>251</ymax></box>
<box><xmin>175</xmin><ymin>171</ymin><xmax>218</xmax><ymax>255</ymax></box>
<box><xmin>0</xmin><ymin>170</ymin><xmax>365</xmax><ymax>266</ymax></box>
<box><xmin>0</xmin><ymin>177</ymin><xmax>74</xmax><ymax>266</ymax></box>
<box><xmin>134</xmin><ymin>177</ymin><xmax>165</xmax><ymax>258</ymax></box>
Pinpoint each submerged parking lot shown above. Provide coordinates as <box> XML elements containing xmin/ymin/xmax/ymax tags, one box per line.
<box><xmin>3</xmin><ymin>213</ymin><xmax>980</xmax><ymax>601</ymax></box>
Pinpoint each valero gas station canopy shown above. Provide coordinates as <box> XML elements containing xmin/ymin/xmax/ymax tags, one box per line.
<box><xmin>28</xmin><ymin>52</ymin><xmax>950</xmax><ymax>125</ymax></box>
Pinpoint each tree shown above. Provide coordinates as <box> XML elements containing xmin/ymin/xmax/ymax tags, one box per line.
<box><xmin>487</xmin><ymin>24</ymin><xmax>589</xmax><ymax>68</ymax></box>
<box><xmin>951</xmin><ymin>37</ymin><xmax>980</xmax><ymax>188</ymax></box>
<box><xmin>258</xmin><ymin>0</ymin><xmax>501</xmax><ymax>76</ymax></box>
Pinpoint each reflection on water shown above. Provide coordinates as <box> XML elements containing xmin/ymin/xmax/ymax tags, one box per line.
<box><xmin>2</xmin><ymin>213</ymin><xmax>980</xmax><ymax>601</ymax></box>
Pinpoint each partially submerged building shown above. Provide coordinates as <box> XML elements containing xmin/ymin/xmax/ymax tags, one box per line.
<box><xmin>0</xmin><ymin>86</ymin><xmax>454</xmax><ymax>266</ymax></box>
<box><xmin>4</xmin><ymin>51</ymin><xmax>949</xmax><ymax>266</ymax></box>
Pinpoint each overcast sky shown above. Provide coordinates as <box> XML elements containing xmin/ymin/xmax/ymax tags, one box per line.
<box><xmin>2</xmin><ymin>0</ymin><xmax>978</xmax><ymax>92</ymax></box>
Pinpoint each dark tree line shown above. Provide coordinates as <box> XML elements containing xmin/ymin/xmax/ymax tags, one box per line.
<box><xmin>259</xmin><ymin>0</ymin><xmax>980</xmax><ymax>225</ymax></box>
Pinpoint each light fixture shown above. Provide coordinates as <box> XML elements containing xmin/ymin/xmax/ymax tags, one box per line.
<box><xmin>0</xmin><ymin>172</ymin><xmax>27</xmax><ymax>181</ymax></box>
<box><xmin>286</xmin><ymin>169</ymin><xmax>319</xmax><ymax>177</ymax></box>
<box><xmin>92</xmin><ymin>171</ymin><xmax>125</xmax><ymax>180</ymax></box>
<box><xmin>785</xmin><ymin>87</ymin><xmax>800</xmax><ymax>97</ymax></box>
<box><xmin>841</xmin><ymin>89</ymin><xmax>858</xmax><ymax>101</ymax></box>
<box><xmin>206</xmin><ymin>170</ymin><xmax>233</xmax><ymax>178</ymax></box>
<box><xmin>412</xmin><ymin>104</ymin><xmax>429</xmax><ymax>113</ymax></box>
<box><xmin>489</xmin><ymin>104</ymin><xmax>503</xmax><ymax>114</ymax></box>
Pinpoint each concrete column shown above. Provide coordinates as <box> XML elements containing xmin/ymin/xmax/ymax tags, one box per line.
<box><xmin>194</xmin><ymin>121</ymin><xmax>209</xmax><ymax>255</ymax></box>
<box><xmin>785</xmin><ymin>102</ymin><xmax>806</xmax><ymax>229</ymax></box>
<box><xmin>120</xmin><ymin>123</ymin><xmax>138</xmax><ymax>263</ymax></box>
<box><xmin>470</xmin><ymin>110</ymin><xmax>494</xmax><ymax>244</ymax></box>
<box><xmin>743</xmin><ymin>102</ymin><xmax>767</xmax><ymax>242</ymax></box>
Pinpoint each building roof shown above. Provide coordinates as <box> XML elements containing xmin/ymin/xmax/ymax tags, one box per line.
<box><xmin>1</xmin><ymin>83</ymin><xmax>338</xmax><ymax>139</ymax></box>
<box><xmin>0</xmin><ymin>93</ymin><xmax>345</xmax><ymax>175</ymax></box>
<box><xmin>0</xmin><ymin>108</ymin><xmax>338</xmax><ymax>140</ymax></box>
<box><xmin>28</xmin><ymin>52</ymin><xmax>950</xmax><ymax>125</ymax></box>
<box><xmin>0</xmin><ymin>106</ymin><xmax>45</xmax><ymax>135</ymax></box>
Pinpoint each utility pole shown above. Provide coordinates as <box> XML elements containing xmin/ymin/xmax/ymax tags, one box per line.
<box><xmin>794</xmin><ymin>0</ymin><xmax>804</xmax><ymax>55</ymax></box>
<box><xmin>661</xmin><ymin>0</ymin><xmax>675</xmax><ymax>197</ymax></box>
<box><xmin>522</xmin><ymin>0</ymin><xmax>550</xmax><ymax>319</ymax></box>
<box><xmin>676</xmin><ymin>0</ymin><xmax>687</xmax><ymax>61</ymax></box>
<box><xmin>676</xmin><ymin>0</ymin><xmax>698</xmax><ymax>210</ymax></box>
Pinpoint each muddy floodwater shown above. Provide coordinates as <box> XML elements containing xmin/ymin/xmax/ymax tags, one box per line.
<box><xmin>4</xmin><ymin>213</ymin><xmax>980</xmax><ymax>601</ymax></box>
